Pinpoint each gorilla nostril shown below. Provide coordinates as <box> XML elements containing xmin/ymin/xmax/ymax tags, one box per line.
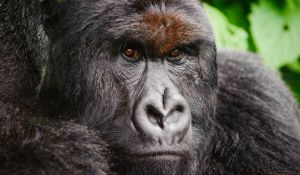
<box><xmin>175</xmin><ymin>105</ymin><xmax>184</xmax><ymax>113</ymax></box>
<box><xmin>168</xmin><ymin>104</ymin><xmax>184</xmax><ymax>115</ymax></box>
<box><xmin>164</xmin><ymin>104</ymin><xmax>185</xmax><ymax>125</ymax></box>
<box><xmin>146</xmin><ymin>105</ymin><xmax>162</xmax><ymax>117</ymax></box>
<box><xmin>146</xmin><ymin>105</ymin><xmax>165</xmax><ymax>129</ymax></box>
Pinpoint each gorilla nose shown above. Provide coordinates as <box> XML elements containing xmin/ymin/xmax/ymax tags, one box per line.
<box><xmin>134</xmin><ymin>88</ymin><xmax>191</xmax><ymax>141</ymax></box>
<box><xmin>145</xmin><ymin>103</ymin><xmax>184</xmax><ymax>129</ymax></box>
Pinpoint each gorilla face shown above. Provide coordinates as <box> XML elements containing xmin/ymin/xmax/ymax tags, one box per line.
<box><xmin>40</xmin><ymin>0</ymin><xmax>217</xmax><ymax>171</ymax></box>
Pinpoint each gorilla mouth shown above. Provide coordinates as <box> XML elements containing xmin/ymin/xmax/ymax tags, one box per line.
<box><xmin>129</xmin><ymin>151</ymin><xmax>186</xmax><ymax>160</ymax></box>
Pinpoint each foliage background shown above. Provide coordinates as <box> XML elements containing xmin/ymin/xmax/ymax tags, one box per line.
<box><xmin>202</xmin><ymin>0</ymin><xmax>300</xmax><ymax>104</ymax></box>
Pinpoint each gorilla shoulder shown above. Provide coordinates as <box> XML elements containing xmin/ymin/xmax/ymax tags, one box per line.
<box><xmin>210</xmin><ymin>50</ymin><xmax>300</xmax><ymax>174</ymax></box>
<box><xmin>217</xmin><ymin>50</ymin><xmax>300</xmax><ymax>128</ymax></box>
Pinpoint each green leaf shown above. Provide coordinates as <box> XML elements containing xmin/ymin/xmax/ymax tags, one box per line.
<box><xmin>203</xmin><ymin>3</ymin><xmax>249</xmax><ymax>51</ymax></box>
<box><xmin>249</xmin><ymin>1</ymin><xmax>300</xmax><ymax>69</ymax></box>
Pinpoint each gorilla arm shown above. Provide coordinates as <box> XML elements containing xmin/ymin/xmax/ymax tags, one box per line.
<box><xmin>204</xmin><ymin>50</ymin><xmax>300</xmax><ymax>174</ymax></box>
<box><xmin>0</xmin><ymin>102</ymin><xmax>112</xmax><ymax>175</ymax></box>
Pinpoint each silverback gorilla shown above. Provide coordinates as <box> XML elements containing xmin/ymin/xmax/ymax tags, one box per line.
<box><xmin>1</xmin><ymin>0</ymin><xmax>300</xmax><ymax>174</ymax></box>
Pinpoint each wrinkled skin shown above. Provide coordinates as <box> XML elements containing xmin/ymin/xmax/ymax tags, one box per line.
<box><xmin>1</xmin><ymin>0</ymin><xmax>300</xmax><ymax>175</ymax></box>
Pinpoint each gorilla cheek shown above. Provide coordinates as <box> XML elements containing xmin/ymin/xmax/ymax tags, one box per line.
<box><xmin>78</xmin><ymin>62</ymin><xmax>128</xmax><ymax>128</ymax></box>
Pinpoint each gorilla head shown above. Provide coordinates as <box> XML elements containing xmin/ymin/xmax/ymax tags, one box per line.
<box><xmin>40</xmin><ymin>0</ymin><xmax>217</xmax><ymax>173</ymax></box>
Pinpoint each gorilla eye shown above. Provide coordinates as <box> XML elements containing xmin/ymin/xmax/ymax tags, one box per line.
<box><xmin>122</xmin><ymin>46</ymin><xmax>141</xmax><ymax>61</ymax></box>
<box><xmin>167</xmin><ymin>49</ymin><xmax>184</xmax><ymax>62</ymax></box>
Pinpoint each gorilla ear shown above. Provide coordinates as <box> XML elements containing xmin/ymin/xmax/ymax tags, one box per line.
<box><xmin>41</xmin><ymin>0</ymin><xmax>66</xmax><ymax>38</ymax></box>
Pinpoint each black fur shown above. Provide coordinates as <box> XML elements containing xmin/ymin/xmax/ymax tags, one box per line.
<box><xmin>1</xmin><ymin>0</ymin><xmax>299</xmax><ymax>175</ymax></box>
<box><xmin>0</xmin><ymin>102</ymin><xmax>112</xmax><ymax>175</ymax></box>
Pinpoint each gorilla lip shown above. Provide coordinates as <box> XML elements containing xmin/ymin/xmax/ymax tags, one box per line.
<box><xmin>128</xmin><ymin>151</ymin><xmax>186</xmax><ymax>160</ymax></box>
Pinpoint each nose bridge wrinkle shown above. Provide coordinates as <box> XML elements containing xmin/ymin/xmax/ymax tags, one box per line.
<box><xmin>162</xmin><ymin>88</ymin><xmax>168</xmax><ymax>110</ymax></box>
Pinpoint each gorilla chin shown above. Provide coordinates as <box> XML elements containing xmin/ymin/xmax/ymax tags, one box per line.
<box><xmin>118</xmin><ymin>151</ymin><xmax>197</xmax><ymax>175</ymax></box>
<box><xmin>114</xmin><ymin>130</ymin><xmax>198</xmax><ymax>175</ymax></box>
<box><xmin>114</xmin><ymin>128</ymin><xmax>196</xmax><ymax>162</ymax></box>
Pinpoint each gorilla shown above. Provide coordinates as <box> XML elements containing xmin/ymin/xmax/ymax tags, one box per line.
<box><xmin>1</xmin><ymin>0</ymin><xmax>300</xmax><ymax>174</ymax></box>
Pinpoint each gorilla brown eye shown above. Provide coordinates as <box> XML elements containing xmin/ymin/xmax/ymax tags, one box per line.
<box><xmin>122</xmin><ymin>47</ymin><xmax>141</xmax><ymax>61</ymax></box>
<box><xmin>167</xmin><ymin>49</ymin><xmax>184</xmax><ymax>62</ymax></box>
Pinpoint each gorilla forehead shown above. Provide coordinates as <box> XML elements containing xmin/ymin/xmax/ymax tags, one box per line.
<box><xmin>70</xmin><ymin>0</ymin><xmax>213</xmax><ymax>52</ymax></box>
<box><xmin>139</xmin><ymin>6</ymin><xmax>200</xmax><ymax>55</ymax></box>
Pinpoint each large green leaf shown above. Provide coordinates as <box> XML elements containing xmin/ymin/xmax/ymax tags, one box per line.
<box><xmin>249</xmin><ymin>0</ymin><xmax>300</xmax><ymax>69</ymax></box>
<box><xmin>203</xmin><ymin>3</ymin><xmax>249</xmax><ymax>51</ymax></box>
